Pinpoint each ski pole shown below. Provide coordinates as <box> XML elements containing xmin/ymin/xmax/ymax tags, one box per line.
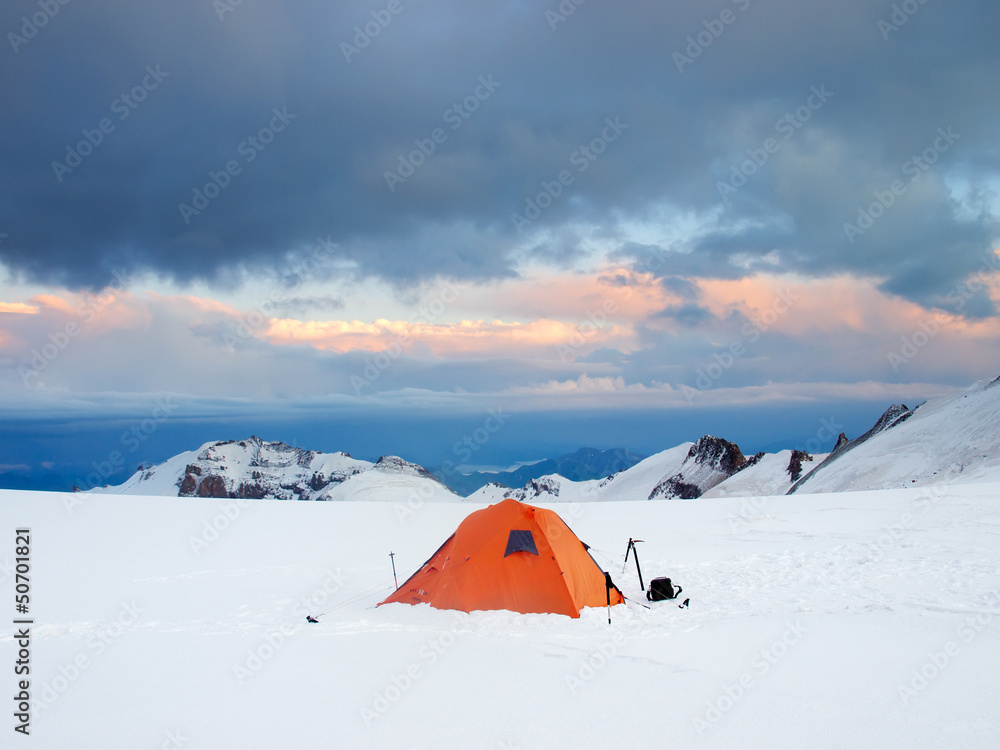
<box><xmin>605</xmin><ymin>572</ymin><xmax>613</xmax><ymax>625</ymax></box>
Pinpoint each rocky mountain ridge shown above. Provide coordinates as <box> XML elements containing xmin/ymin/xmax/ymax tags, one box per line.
<box><xmin>87</xmin><ymin>436</ymin><xmax>459</xmax><ymax>503</ymax></box>
<box><xmin>86</xmin><ymin>375</ymin><xmax>1000</xmax><ymax>502</ymax></box>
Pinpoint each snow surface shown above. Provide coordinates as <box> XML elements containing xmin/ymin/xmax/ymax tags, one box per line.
<box><xmin>3</xmin><ymin>482</ymin><xmax>999</xmax><ymax>749</ymax></box>
<box><xmin>794</xmin><ymin>377</ymin><xmax>1000</xmax><ymax>493</ymax></box>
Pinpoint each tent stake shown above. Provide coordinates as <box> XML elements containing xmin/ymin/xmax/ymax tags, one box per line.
<box><xmin>389</xmin><ymin>551</ymin><xmax>398</xmax><ymax>590</ymax></box>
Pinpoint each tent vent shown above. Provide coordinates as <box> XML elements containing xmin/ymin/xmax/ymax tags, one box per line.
<box><xmin>504</xmin><ymin>530</ymin><xmax>538</xmax><ymax>557</ymax></box>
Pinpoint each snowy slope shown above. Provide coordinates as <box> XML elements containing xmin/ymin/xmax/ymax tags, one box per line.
<box><xmin>593</xmin><ymin>442</ymin><xmax>695</xmax><ymax>501</ymax></box>
<box><xmin>88</xmin><ymin>437</ymin><xmax>459</xmax><ymax>503</ymax></box>
<box><xmin>316</xmin><ymin>456</ymin><xmax>460</xmax><ymax>504</ymax></box>
<box><xmin>793</xmin><ymin>376</ymin><xmax>1000</xmax><ymax>494</ymax></box>
<box><xmin>3</xmin><ymin>483</ymin><xmax>999</xmax><ymax>749</ymax></box>
<box><xmin>469</xmin><ymin>442</ymin><xmax>811</xmax><ymax>504</ymax></box>
<box><xmin>703</xmin><ymin>451</ymin><xmax>827</xmax><ymax>498</ymax></box>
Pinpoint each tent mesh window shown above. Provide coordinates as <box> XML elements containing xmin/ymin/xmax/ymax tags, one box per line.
<box><xmin>504</xmin><ymin>529</ymin><xmax>539</xmax><ymax>557</ymax></box>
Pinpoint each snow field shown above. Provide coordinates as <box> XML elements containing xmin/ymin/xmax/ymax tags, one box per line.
<box><xmin>1</xmin><ymin>482</ymin><xmax>999</xmax><ymax>749</ymax></box>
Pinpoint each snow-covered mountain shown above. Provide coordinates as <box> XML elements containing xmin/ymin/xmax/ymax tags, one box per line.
<box><xmin>83</xmin><ymin>375</ymin><xmax>1000</xmax><ymax>503</ymax></box>
<box><xmin>86</xmin><ymin>436</ymin><xmax>460</xmax><ymax>503</ymax></box>
<box><xmin>476</xmin><ymin>376</ymin><xmax>1000</xmax><ymax>501</ymax></box>
<box><xmin>468</xmin><ymin>438</ymin><xmax>768</xmax><ymax>504</ymax></box>
<box><xmin>790</xmin><ymin>375</ymin><xmax>1000</xmax><ymax>494</ymax></box>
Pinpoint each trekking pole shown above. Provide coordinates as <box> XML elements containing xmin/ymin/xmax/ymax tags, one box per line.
<box><xmin>389</xmin><ymin>551</ymin><xmax>398</xmax><ymax>590</ymax></box>
<box><xmin>605</xmin><ymin>572</ymin><xmax>613</xmax><ymax>625</ymax></box>
<box><xmin>631</xmin><ymin>539</ymin><xmax>644</xmax><ymax>591</ymax></box>
<box><xmin>623</xmin><ymin>538</ymin><xmax>645</xmax><ymax>590</ymax></box>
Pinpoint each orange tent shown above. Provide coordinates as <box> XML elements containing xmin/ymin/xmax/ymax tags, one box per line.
<box><xmin>379</xmin><ymin>498</ymin><xmax>624</xmax><ymax>617</ymax></box>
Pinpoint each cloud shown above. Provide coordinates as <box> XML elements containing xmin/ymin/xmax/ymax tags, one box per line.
<box><xmin>0</xmin><ymin>302</ymin><xmax>39</xmax><ymax>314</ymax></box>
<box><xmin>0</xmin><ymin>0</ymin><xmax>995</xmax><ymax>312</ymax></box>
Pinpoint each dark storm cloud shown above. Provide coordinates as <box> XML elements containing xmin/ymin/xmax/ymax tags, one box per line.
<box><xmin>1</xmin><ymin>0</ymin><xmax>998</xmax><ymax>307</ymax></box>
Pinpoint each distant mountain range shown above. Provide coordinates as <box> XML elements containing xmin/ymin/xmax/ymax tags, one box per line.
<box><xmin>86</xmin><ymin>375</ymin><xmax>1000</xmax><ymax>502</ymax></box>
<box><xmin>432</xmin><ymin>447</ymin><xmax>647</xmax><ymax>496</ymax></box>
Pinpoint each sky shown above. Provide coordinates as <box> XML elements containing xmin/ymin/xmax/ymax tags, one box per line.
<box><xmin>1</xmin><ymin>0</ymin><xmax>999</xmax><ymax>491</ymax></box>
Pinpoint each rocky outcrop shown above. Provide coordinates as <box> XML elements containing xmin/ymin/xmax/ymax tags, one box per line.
<box><xmin>648</xmin><ymin>436</ymin><xmax>748</xmax><ymax>500</ymax></box>
<box><xmin>373</xmin><ymin>455</ymin><xmax>441</xmax><ymax>482</ymax></box>
<box><xmin>786</xmin><ymin>450</ymin><xmax>813</xmax><ymax>482</ymax></box>
<box><xmin>649</xmin><ymin>476</ymin><xmax>701</xmax><ymax>500</ymax></box>
<box><xmin>196</xmin><ymin>475</ymin><xmax>228</xmax><ymax>498</ymax></box>
<box><xmin>179</xmin><ymin>473</ymin><xmax>198</xmax><ymax>495</ymax></box>
<box><xmin>169</xmin><ymin>437</ymin><xmax>375</xmax><ymax>500</ymax></box>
